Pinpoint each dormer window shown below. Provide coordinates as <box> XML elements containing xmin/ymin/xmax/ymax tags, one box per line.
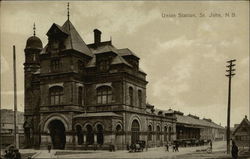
<box><xmin>99</xmin><ymin>60</ymin><xmax>110</xmax><ymax>72</ymax></box>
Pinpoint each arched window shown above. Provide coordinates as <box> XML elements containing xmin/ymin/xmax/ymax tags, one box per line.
<box><xmin>78</xmin><ymin>87</ymin><xmax>83</xmax><ymax>105</ymax></box>
<box><xmin>156</xmin><ymin>125</ymin><xmax>161</xmax><ymax>140</ymax></box>
<box><xmin>129</xmin><ymin>87</ymin><xmax>133</xmax><ymax>106</ymax></box>
<box><xmin>116</xmin><ymin>124</ymin><xmax>122</xmax><ymax>132</ymax></box>
<box><xmin>131</xmin><ymin>120</ymin><xmax>140</xmax><ymax>144</ymax></box>
<box><xmin>97</xmin><ymin>86</ymin><xmax>112</xmax><ymax>104</ymax></box>
<box><xmin>164</xmin><ymin>126</ymin><xmax>168</xmax><ymax>141</ymax></box>
<box><xmin>97</xmin><ymin>124</ymin><xmax>104</xmax><ymax>145</ymax></box>
<box><xmin>49</xmin><ymin>86</ymin><xmax>63</xmax><ymax>105</ymax></box>
<box><xmin>76</xmin><ymin>125</ymin><xmax>83</xmax><ymax>145</ymax></box>
<box><xmin>86</xmin><ymin>125</ymin><xmax>94</xmax><ymax>145</ymax></box>
<box><xmin>138</xmin><ymin>90</ymin><xmax>142</xmax><ymax>107</ymax></box>
<box><xmin>148</xmin><ymin>125</ymin><xmax>152</xmax><ymax>141</ymax></box>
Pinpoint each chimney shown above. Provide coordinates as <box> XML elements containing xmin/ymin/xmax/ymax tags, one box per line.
<box><xmin>94</xmin><ymin>29</ymin><xmax>102</xmax><ymax>45</ymax></box>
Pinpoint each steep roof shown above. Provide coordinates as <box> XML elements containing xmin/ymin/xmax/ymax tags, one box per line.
<box><xmin>42</xmin><ymin>20</ymin><xmax>92</xmax><ymax>57</ymax></box>
<box><xmin>61</xmin><ymin>20</ymin><xmax>92</xmax><ymax>57</ymax></box>
<box><xmin>233</xmin><ymin>117</ymin><xmax>250</xmax><ymax>135</ymax></box>
<box><xmin>86</xmin><ymin>42</ymin><xmax>132</xmax><ymax>68</ymax></box>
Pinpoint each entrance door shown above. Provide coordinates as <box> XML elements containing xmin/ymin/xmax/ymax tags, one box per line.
<box><xmin>48</xmin><ymin>120</ymin><xmax>66</xmax><ymax>149</ymax></box>
<box><xmin>131</xmin><ymin>120</ymin><xmax>140</xmax><ymax>144</ymax></box>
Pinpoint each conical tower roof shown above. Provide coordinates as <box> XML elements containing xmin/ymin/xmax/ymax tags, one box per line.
<box><xmin>61</xmin><ymin>20</ymin><xmax>93</xmax><ymax>57</ymax></box>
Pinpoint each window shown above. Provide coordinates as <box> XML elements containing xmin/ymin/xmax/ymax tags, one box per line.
<box><xmin>131</xmin><ymin>120</ymin><xmax>140</xmax><ymax>144</ymax></box>
<box><xmin>76</xmin><ymin>125</ymin><xmax>83</xmax><ymax>145</ymax></box>
<box><xmin>156</xmin><ymin>126</ymin><xmax>161</xmax><ymax>140</ymax></box>
<box><xmin>49</xmin><ymin>86</ymin><xmax>63</xmax><ymax>105</ymax></box>
<box><xmin>78</xmin><ymin>87</ymin><xmax>83</xmax><ymax>105</ymax></box>
<box><xmin>86</xmin><ymin>125</ymin><xmax>94</xmax><ymax>145</ymax></box>
<box><xmin>164</xmin><ymin>126</ymin><xmax>168</xmax><ymax>141</ymax></box>
<box><xmin>168</xmin><ymin>127</ymin><xmax>172</xmax><ymax>141</ymax></box>
<box><xmin>97</xmin><ymin>124</ymin><xmax>104</xmax><ymax>145</ymax></box>
<box><xmin>116</xmin><ymin>125</ymin><xmax>122</xmax><ymax>132</ymax></box>
<box><xmin>129</xmin><ymin>87</ymin><xmax>133</xmax><ymax>106</ymax></box>
<box><xmin>78</xmin><ymin>60</ymin><xmax>84</xmax><ymax>72</ymax></box>
<box><xmin>99</xmin><ymin>60</ymin><xmax>110</xmax><ymax>72</ymax></box>
<box><xmin>51</xmin><ymin>59</ymin><xmax>61</xmax><ymax>72</ymax></box>
<box><xmin>138</xmin><ymin>90</ymin><xmax>142</xmax><ymax>107</ymax></box>
<box><xmin>97</xmin><ymin>86</ymin><xmax>112</xmax><ymax>104</ymax></box>
<box><xmin>148</xmin><ymin>125</ymin><xmax>152</xmax><ymax>141</ymax></box>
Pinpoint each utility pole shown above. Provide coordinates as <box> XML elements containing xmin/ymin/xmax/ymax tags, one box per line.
<box><xmin>225</xmin><ymin>59</ymin><xmax>236</xmax><ymax>154</ymax></box>
<box><xmin>13</xmin><ymin>45</ymin><xmax>19</xmax><ymax>148</ymax></box>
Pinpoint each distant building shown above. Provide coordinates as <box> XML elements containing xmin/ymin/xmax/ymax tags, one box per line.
<box><xmin>175</xmin><ymin>111</ymin><xmax>225</xmax><ymax>141</ymax></box>
<box><xmin>0</xmin><ymin>109</ymin><xmax>24</xmax><ymax>147</ymax></box>
<box><xmin>232</xmin><ymin>116</ymin><xmax>250</xmax><ymax>148</ymax></box>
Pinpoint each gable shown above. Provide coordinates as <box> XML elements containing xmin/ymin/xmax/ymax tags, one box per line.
<box><xmin>46</xmin><ymin>23</ymin><xmax>68</xmax><ymax>37</ymax></box>
<box><xmin>233</xmin><ymin>118</ymin><xmax>250</xmax><ymax>135</ymax></box>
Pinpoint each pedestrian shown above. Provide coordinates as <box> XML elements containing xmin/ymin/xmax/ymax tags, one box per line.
<box><xmin>126</xmin><ymin>144</ymin><xmax>130</xmax><ymax>151</ymax></box>
<box><xmin>165</xmin><ymin>143</ymin><xmax>169</xmax><ymax>152</ymax></box>
<box><xmin>175</xmin><ymin>142</ymin><xmax>179</xmax><ymax>152</ymax></box>
<box><xmin>172</xmin><ymin>144</ymin><xmax>176</xmax><ymax>152</ymax></box>
<box><xmin>231</xmin><ymin>140</ymin><xmax>239</xmax><ymax>159</ymax></box>
<box><xmin>209</xmin><ymin>140</ymin><xmax>213</xmax><ymax>152</ymax></box>
<box><xmin>47</xmin><ymin>144</ymin><xmax>51</xmax><ymax>153</ymax></box>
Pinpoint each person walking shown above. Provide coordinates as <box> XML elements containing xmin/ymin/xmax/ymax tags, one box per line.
<box><xmin>175</xmin><ymin>142</ymin><xmax>179</xmax><ymax>152</ymax></box>
<box><xmin>231</xmin><ymin>140</ymin><xmax>239</xmax><ymax>159</ymax></box>
<box><xmin>210</xmin><ymin>140</ymin><xmax>213</xmax><ymax>152</ymax></box>
<box><xmin>47</xmin><ymin>144</ymin><xmax>52</xmax><ymax>153</ymax></box>
<box><xmin>165</xmin><ymin>142</ymin><xmax>169</xmax><ymax>152</ymax></box>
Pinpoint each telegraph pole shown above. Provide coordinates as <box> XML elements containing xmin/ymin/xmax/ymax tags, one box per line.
<box><xmin>225</xmin><ymin>59</ymin><xmax>236</xmax><ymax>154</ymax></box>
<box><xmin>13</xmin><ymin>45</ymin><xmax>19</xmax><ymax>148</ymax></box>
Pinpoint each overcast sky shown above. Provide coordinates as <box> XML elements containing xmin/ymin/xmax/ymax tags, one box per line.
<box><xmin>1</xmin><ymin>1</ymin><xmax>249</xmax><ymax>127</ymax></box>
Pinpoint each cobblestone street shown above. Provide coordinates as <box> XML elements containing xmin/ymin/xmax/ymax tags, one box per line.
<box><xmin>16</xmin><ymin>141</ymin><xmax>250</xmax><ymax>159</ymax></box>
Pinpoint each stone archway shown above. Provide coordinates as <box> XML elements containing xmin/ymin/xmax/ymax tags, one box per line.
<box><xmin>131</xmin><ymin>120</ymin><xmax>140</xmax><ymax>144</ymax></box>
<box><xmin>48</xmin><ymin>120</ymin><xmax>66</xmax><ymax>149</ymax></box>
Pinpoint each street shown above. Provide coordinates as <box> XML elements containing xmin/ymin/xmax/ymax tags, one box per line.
<box><xmin>16</xmin><ymin>141</ymin><xmax>250</xmax><ymax>159</ymax></box>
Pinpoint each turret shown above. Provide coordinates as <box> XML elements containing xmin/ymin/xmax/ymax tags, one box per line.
<box><xmin>24</xmin><ymin>23</ymin><xmax>43</xmax><ymax>72</ymax></box>
<box><xmin>24</xmin><ymin>24</ymin><xmax>43</xmax><ymax>116</ymax></box>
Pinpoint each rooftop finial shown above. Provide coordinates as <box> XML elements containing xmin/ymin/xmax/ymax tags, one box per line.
<box><xmin>67</xmin><ymin>2</ymin><xmax>70</xmax><ymax>20</ymax></box>
<box><xmin>33</xmin><ymin>23</ymin><xmax>36</xmax><ymax>36</ymax></box>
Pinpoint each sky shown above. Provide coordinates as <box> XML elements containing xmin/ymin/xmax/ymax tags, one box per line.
<box><xmin>1</xmin><ymin>1</ymin><xmax>249</xmax><ymax>127</ymax></box>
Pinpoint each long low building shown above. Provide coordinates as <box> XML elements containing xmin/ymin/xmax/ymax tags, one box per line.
<box><xmin>174</xmin><ymin>111</ymin><xmax>225</xmax><ymax>141</ymax></box>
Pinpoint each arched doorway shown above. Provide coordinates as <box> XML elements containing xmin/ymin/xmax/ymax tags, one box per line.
<box><xmin>48</xmin><ymin>120</ymin><xmax>66</xmax><ymax>149</ymax></box>
<box><xmin>96</xmin><ymin>124</ymin><xmax>104</xmax><ymax>145</ymax></box>
<box><xmin>131</xmin><ymin>120</ymin><xmax>140</xmax><ymax>144</ymax></box>
<box><xmin>86</xmin><ymin>125</ymin><xmax>94</xmax><ymax>145</ymax></box>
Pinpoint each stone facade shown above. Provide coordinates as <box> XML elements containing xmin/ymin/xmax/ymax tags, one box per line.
<box><xmin>23</xmin><ymin>19</ymin><xmax>176</xmax><ymax>150</ymax></box>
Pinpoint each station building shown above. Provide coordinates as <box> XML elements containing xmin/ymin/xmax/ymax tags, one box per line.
<box><xmin>23</xmin><ymin>18</ymin><xmax>177</xmax><ymax>150</ymax></box>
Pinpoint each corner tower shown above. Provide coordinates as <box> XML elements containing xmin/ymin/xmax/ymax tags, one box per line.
<box><xmin>23</xmin><ymin>24</ymin><xmax>43</xmax><ymax>148</ymax></box>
